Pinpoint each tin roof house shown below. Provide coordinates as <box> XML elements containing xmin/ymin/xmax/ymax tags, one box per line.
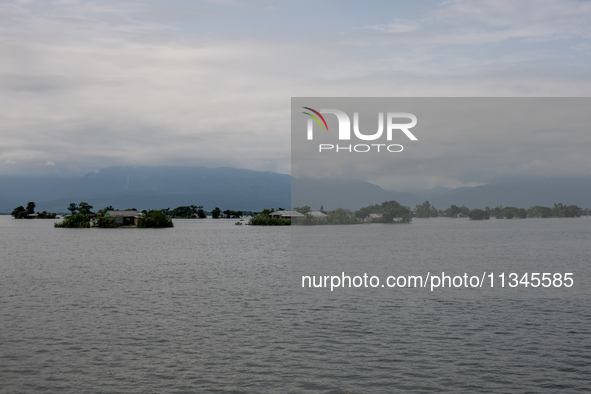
<box><xmin>307</xmin><ymin>211</ymin><xmax>328</xmax><ymax>218</ymax></box>
<box><xmin>364</xmin><ymin>213</ymin><xmax>383</xmax><ymax>222</ymax></box>
<box><xmin>269</xmin><ymin>210</ymin><xmax>305</xmax><ymax>219</ymax></box>
<box><xmin>105</xmin><ymin>210</ymin><xmax>140</xmax><ymax>227</ymax></box>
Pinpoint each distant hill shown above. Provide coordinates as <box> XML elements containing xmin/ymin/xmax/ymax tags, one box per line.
<box><xmin>0</xmin><ymin>166</ymin><xmax>291</xmax><ymax>213</ymax></box>
<box><xmin>428</xmin><ymin>176</ymin><xmax>591</xmax><ymax>210</ymax></box>
<box><xmin>1</xmin><ymin>167</ymin><xmax>589</xmax><ymax>214</ymax></box>
<box><xmin>292</xmin><ymin>178</ymin><xmax>421</xmax><ymax>211</ymax></box>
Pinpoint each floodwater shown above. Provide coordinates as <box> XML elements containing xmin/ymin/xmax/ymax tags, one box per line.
<box><xmin>1</xmin><ymin>216</ymin><xmax>590</xmax><ymax>393</ymax></box>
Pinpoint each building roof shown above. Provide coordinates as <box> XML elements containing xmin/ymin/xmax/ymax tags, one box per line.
<box><xmin>269</xmin><ymin>210</ymin><xmax>305</xmax><ymax>218</ymax></box>
<box><xmin>307</xmin><ymin>211</ymin><xmax>328</xmax><ymax>218</ymax></box>
<box><xmin>367</xmin><ymin>213</ymin><xmax>383</xmax><ymax>219</ymax></box>
<box><xmin>105</xmin><ymin>210</ymin><xmax>140</xmax><ymax>217</ymax></box>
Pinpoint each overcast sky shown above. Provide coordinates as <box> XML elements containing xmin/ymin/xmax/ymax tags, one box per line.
<box><xmin>292</xmin><ymin>98</ymin><xmax>591</xmax><ymax>189</ymax></box>
<box><xmin>1</xmin><ymin>0</ymin><xmax>591</xmax><ymax>187</ymax></box>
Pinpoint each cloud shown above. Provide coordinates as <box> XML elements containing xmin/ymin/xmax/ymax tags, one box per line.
<box><xmin>291</xmin><ymin>98</ymin><xmax>591</xmax><ymax>190</ymax></box>
<box><xmin>428</xmin><ymin>0</ymin><xmax>591</xmax><ymax>44</ymax></box>
<box><xmin>0</xmin><ymin>0</ymin><xmax>591</xmax><ymax>187</ymax></box>
<box><xmin>364</xmin><ymin>20</ymin><xmax>419</xmax><ymax>34</ymax></box>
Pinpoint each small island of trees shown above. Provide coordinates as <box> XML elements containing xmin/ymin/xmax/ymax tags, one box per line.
<box><xmin>10</xmin><ymin>199</ymin><xmax>585</xmax><ymax>228</ymax></box>
<box><xmin>11</xmin><ymin>202</ymin><xmax>57</xmax><ymax>219</ymax></box>
<box><xmin>54</xmin><ymin>202</ymin><xmax>173</xmax><ymax>228</ymax></box>
<box><xmin>248</xmin><ymin>200</ymin><xmax>413</xmax><ymax>226</ymax></box>
<box><xmin>246</xmin><ymin>200</ymin><xmax>587</xmax><ymax>225</ymax></box>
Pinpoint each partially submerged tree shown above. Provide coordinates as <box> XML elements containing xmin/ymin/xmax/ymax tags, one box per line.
<box><xmin>211</xmin><ymin>207</ymin><xmax>221</xmax><ymax>219</ymax></box>
<box><xmin>137</xmin><ymin>210</ymin><xmax>174</xmax><ymax>228</ymax></box>
<box><xmin>11</xmin><ymin>206</ymin><xmax>26</xmax><ymax>219</ymax></box>
<box><xmin>468</xmin><ymin>209</ymin><xmax>490</xmax><ymax>220</ymax></box>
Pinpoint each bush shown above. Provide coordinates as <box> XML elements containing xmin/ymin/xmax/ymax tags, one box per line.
<box><xmin>54</xmin><ymin>213</ymin><xmax>91</xmax><ymax>228</ymax></box>
<box><xmin>137</xmin><ymin>210</ymin><xmax>174</xmax><ymax>228</ymax></box>
<box><xmin>94</xmin><ymin>216</ymin><xmax>118</xmax><ymax>228</ymax></box>
<box><xmin>37</xmin><ymin>211</ymin><xmax>57</xmax><ymax>219</ymax></box>
<box><xmin>468</xmin><ymin>209</ymin><xmax>490</xmax><ymax>220</ymax></box>
<box><xmin>249</xmin><ymin>215</ymin><xmax>291</xmax><ymax>225</ymax></box>
<box><xmin>325</xmin><ymin>208</ymin><xmax>360</xmax><ymax>224</ymax></box>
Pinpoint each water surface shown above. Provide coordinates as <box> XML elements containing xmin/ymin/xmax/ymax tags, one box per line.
<box><xmin>1</xmin><ymin>216</ymin><xmax>589</xmax><ymax>393</ymax></box>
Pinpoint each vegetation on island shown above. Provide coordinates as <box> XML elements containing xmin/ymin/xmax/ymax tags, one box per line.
<box><xmin>249</xmin><ymin>200</ymin><xmax>413</xmax><ymax>226</ymax></box>
<box><xmin>55</xmin><ymin>202</ymin><xmax>95</xmax><ymax>228</ymax></box>
<box><xmin>353</xmin><ymin>200</ymin><xmax>413</xmax><ymax>224</ymax></box>
<box><xmin>468</xmin><ymin>209</ymin><xmax>490</xmax><ymax>220</ymax></box>
<box><xmin>55</xmin><ymin>213</ymin><xmax>92</xmax><ymax>228</ymax></box>
<box><xmin>414</xmin><ymin>200</ymin><xmax>439</xmax><ymax>218</ymax></box>
<box><xmin>38</xmin><ymin>198</ymin><xmax>589</xmax><ymax>228</ymax></box>
<box><xmin>249</xmin><ymin>209</ymin><xmax>291</xmax><ymax>225</ymax></box>
<box><xmin>137</xmin><ymin>210</ymin><xmax>174</xmax><ymax>228</ymax></box>
<box><xmin>11</xmin><ymin>202</ymin><xmax>57</xmax><ymax>219</ymax></box>
<box><xmin>55</xmin><ymin>202</ymin><xmax>174</xmax><ymax>228</ymax></box>
<box><xmin>464</xmin><ymin>203</ymin><xmax>584</xmax><ymax>220</ymax></box>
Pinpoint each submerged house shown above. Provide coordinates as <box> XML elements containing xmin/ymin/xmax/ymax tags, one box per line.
<box><xmin>269</xmin><ymin>210</ymin><xmax>305</xmax><ymax>219</ymax></box>
<box><xmin>364</xmin><ymin>213</ymin><xmax>383</xmax><ymax>222</ymax></box>
<box><xmin>105</xmin><ymin>210</ymin><xmax>140</xmax><ymax>227</ymax></box>
<box><xmin>307</xmin><ymin>211</ymin><xmax>328</xmax><ymax>219</ymax></box>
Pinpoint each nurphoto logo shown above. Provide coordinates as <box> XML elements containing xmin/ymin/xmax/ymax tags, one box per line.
<box><xmin>302</xmin><ymin>107</ymin><xmax>418</xmax><ymax>153</ymax></box>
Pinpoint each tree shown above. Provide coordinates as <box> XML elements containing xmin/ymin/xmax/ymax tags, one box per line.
<box><xmin>37</xmin><ymin>211</ymin><xmax>57</xmax><ymax>219</ymax></box>
<box><xmin>527</xmin><ymin>206</ymin><xmax>552</xmax><ymax>218</ymax></box>
<box><xmin>67</xmin><ymin>203</ymin><xmax>78</xmax><ymax>214</ymax></box>
<box><xmin>223</xmin><ymin>209</ymin><xmax>243</xmax><ymax>218</ymax></box>
<box><xmin>328</xmin><ymin>208</ymin><xmax>359</xmax><ymax>224</ymax></box>
<box><xmin>171</xmin><ymin>206</ymin><xmax>193</xmax><ymax>218</ymax></box>
<box><xmin>414</xmin><ymin>201</ymin><xmax>431</xmax><ymax>218</ymax></box>
<box><xmin>249</xmin><ymin>208</ymin><xmax>290</xmax><ymax>225</ymax></box>
<box><xmin>77</xmin><ymin>202</ymin><xmax>94</xmax><ymax>215</ymax></box>
<box><xmin>354</xmin><ymin>206</ymin><xmax>373</xmax><ymax>220</ymax></box>
<box><xmin>564</xmin><ymin>205</ymin><xmax>582</xmax><ymax>217</ymax></box>
<box><xmin>11</xmin><ymin>206</ymin><xmax>26</xmax><ymax>218</ymax></box>
<box><xmin>197</xmin><ymin>209</ymin><xmax>206</xmax><ymax>218</ymax></box>
<box><xmin>496</xmin><ymin>207</ymin><xmax>524</xmax><ymax>219</ymax></box>
<box><xmin>491</xmin><ymin>205</ymin><xmax>503</xmax><ymax>217</ymax></box>
<box><xmin>137</xmin><ymin>210</ymin><xmax>174</xmax><ymax>228</ymax></box>
<box><xmin>54</xmin><ymin>213</ymin><xmax>91</xmax><ymax>228</ymax></box>
<box><xmin>444</xmin><ymin>205</ymin><xmax>462</xmax><ymax>217</ymax></box>
<box><xmin>211</xmin><ymin>207</ymin><xmax>221</xmax><ymax>219</ymax></box>
<box><xmin>93</xmin><ymin>208</ymin><xmax>117</xmax><ymax>228</ymax></box>
<box><xmin>429</xmin><ymin>206</ymin><xmax>439</xmax><ymax>217</ymax></box>
<box><xmin>381</xmin><ymin>200</ymin><xmax>411</xmax><ymax>223</ymax></box>
<box><xmin>468</xmin><ymin>209</ymin><xmax>490</xmax><ymax>220</ymax></box>
<box><xmin>552</xmin><ymin>202</ymin><xmax>566</xmax><ymax>217</ymax></box>
<box><xmin>26</xmin><ymin>202</ymin><xmax>36</xmax><ymax>214</ymax></box>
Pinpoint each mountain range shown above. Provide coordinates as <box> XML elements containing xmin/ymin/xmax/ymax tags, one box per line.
<box><xmin>0</xmin><ymin>166</ymin><xmax>589</xmax><ymax>213</ymax></box>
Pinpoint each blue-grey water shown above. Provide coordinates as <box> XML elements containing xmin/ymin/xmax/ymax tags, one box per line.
<box><xmin>1</xmin><ymin>216</ymin><xmax>590</xmax><ymax>393</ymax></box>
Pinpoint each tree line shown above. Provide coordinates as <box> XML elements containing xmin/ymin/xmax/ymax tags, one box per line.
<box><xmin>55</xmin><ymin>202</ymin><xmax>173</xmax><ymax>228</ymax></box>
<box><xmin>11</xmin><ymin>202</ymin><xmax>56</xmax><ymax>219</ymax></box>
<box><xmin>159</xmin><ymin>206</ymin><xmax>245</xmax><ymax>219</ymax></box>
<box><xmin>249</xmin><ymin>201</ymin><xmax>414</xmax><ymax>226</ymax></box>
<box><xmin>248</xmin><ymin>200</ymin><xmax>588</xmax><ymax>226</ymax></box>
<box><xmin>413</xmin><ymin>201</ymin><xmax>586</xmax><ymax>220</ymax></box>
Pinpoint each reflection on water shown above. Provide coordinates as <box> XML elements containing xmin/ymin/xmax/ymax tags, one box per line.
<box><xmin>1</xmin><ymin>216</ymin><xmax>589</xmax><ymax>393</ymax></box>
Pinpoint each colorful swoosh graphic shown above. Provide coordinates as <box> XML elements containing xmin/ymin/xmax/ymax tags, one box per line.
<box><xmin>302</xmin><ymin>107</ymin><xmax>329</xmax><ymax>131</ymax></box>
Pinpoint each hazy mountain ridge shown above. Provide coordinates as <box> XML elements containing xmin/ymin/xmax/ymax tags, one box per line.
<box><xmin>1</xmin><ymin>167</ymin><xmax>589</xmax><ymax>213</ymax></box>
<box><xmin>0</xmin><ymin>166</ymin><xmax>291</xmax><ymax>212</ymax></box>
<box><xmin>427</xmin><ymin>176</ymin><xmax>591</xmax><ymax>210</ymax></box>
